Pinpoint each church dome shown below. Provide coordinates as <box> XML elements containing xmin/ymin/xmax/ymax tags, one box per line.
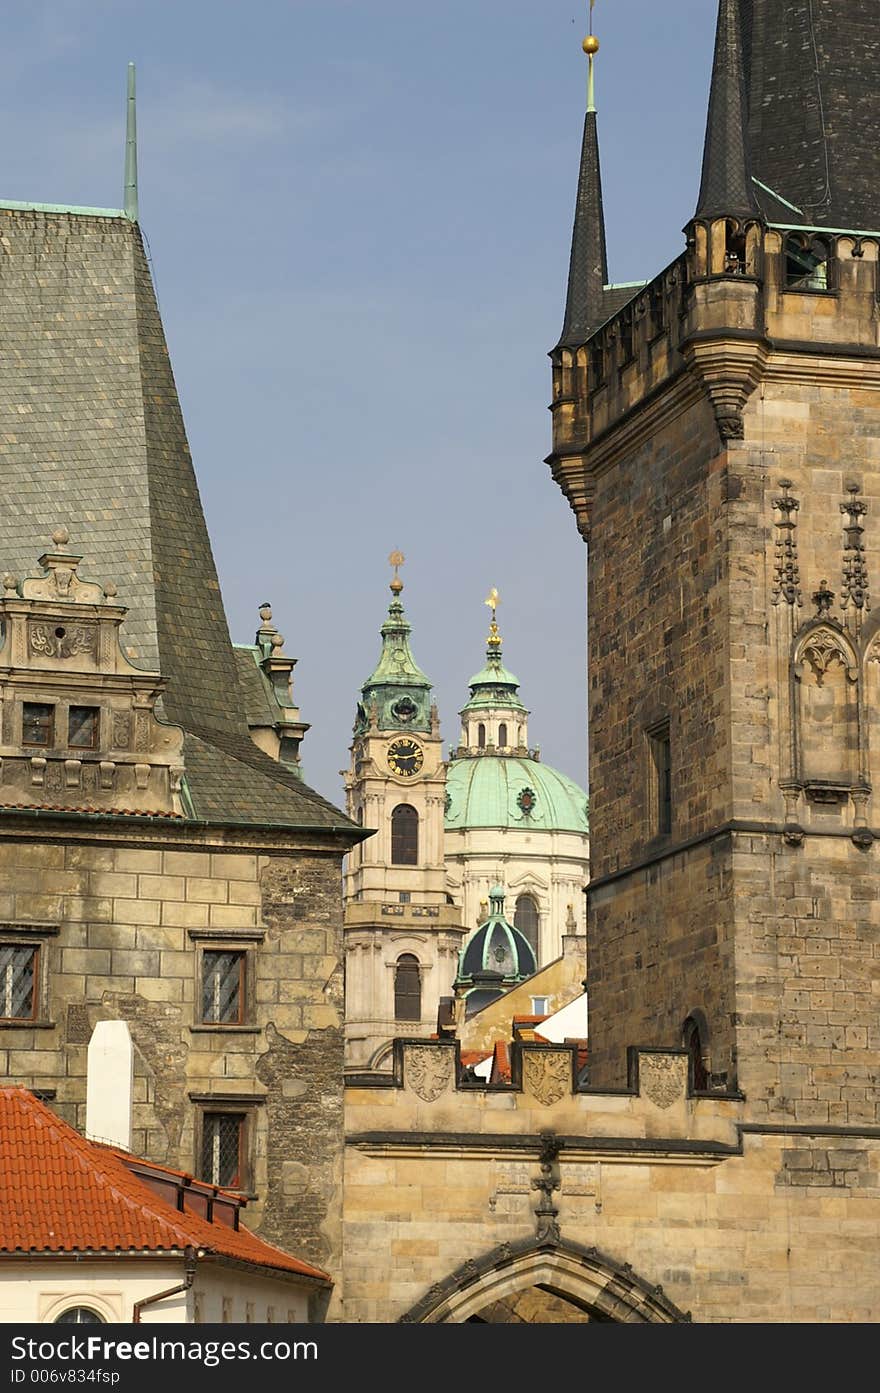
<box><xmin>445</xmin><ymin>755</ymin><xmax>588</xmax><ymax>833</ymax></box>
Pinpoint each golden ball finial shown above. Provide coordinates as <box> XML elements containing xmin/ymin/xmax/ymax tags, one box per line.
<box><xmin>582</xmin><ymin>34</ymin><xmax>599</xmax><ymax>56</ymax></box>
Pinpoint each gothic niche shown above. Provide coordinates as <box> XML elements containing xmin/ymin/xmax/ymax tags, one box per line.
<box><xmin>791</xmin><ymin>594</ymin><xmax>860</xmax><ymax>802</ymax></box>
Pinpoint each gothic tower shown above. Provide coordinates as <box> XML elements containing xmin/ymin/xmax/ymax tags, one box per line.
<box><xmin>343</xmin><ymin>559</ymin><xmax>465</xmax><ymax>1069</ymax></box>
<box><xmin>549</xmin><ymin>0</ymin><xmax>880</xmax><ymax>1124</ymax></box>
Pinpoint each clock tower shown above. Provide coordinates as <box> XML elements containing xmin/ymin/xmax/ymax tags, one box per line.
<box><xmin>343</xmin><ymin>556</ymin><xmax>465</xmax><ymax>1070</ymax></box>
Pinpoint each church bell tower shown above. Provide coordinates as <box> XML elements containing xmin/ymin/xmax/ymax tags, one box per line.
<box><xmin>343</xmin><ymin>555</ymin><xmax>465</xmax><ymax>1070</ymax></box>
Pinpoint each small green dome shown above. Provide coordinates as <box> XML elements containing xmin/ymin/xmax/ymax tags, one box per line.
<box><xmin>445</xmin><ymin>755</ymin><xmax>588</xmax><ymax>833</ymax></box>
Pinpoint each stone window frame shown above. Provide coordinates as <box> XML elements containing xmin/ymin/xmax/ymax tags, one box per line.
<box><xmin>187</xmin><ymin>929</ymin><xmax>264</xmax><ymax>1034</ymax></box>
<box><xmin>0</xmin><ymin>922</ymin><xmax>59</xmax><ymax>1029</ymax></box>
<box><xmin>190</xmin><ymin>1092</ymin><xmax>266</xmax><ymax>1199</ymax></box>
<box><xmin>18</xmin><ymin>695</ymin><xmax>110</xmax><ymax>755</ymax></box>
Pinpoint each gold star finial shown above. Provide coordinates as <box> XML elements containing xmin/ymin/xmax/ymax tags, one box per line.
<box><xmin>389</xmin><ymin>549</ymin><xmax>405</xmax><ymax>596</ymax></box>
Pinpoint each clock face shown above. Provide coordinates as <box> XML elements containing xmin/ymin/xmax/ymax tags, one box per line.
<box><xmin>387</xmin><ymin>737</ymin><xmax>424</xmax><ymax>778</ymax></box>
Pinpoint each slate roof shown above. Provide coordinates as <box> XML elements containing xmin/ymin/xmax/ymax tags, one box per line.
<box><xmin>557</xmin><ymin>111</ymin><xmax>609</xmax><ymax>347</ymax></box>
<box><xmin>0</xmin><ymin>208</ymin><xmax>356</xmax><ymax>835</ymax></box>
<box><xmin>696</xmin><ymin>0</ymin><xmax>759</xmax><ymax>221</ymax></box>
<box><xmin>735</xmin><ymin>1</ymin><xmax>880</xmax><ymax>228</ymax></box>
<box><xmin>0</xmin><ymin>1087</ymin><xmax>328</xmax><ymax>1280</ymax></box>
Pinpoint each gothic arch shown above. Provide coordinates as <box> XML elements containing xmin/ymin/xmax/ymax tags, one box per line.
<box><xmin>791</xmin><ymin>621</ymin><xmax>861</xmax><ymax>786</ymax></box>
<box><xmin>399</xmin><ymin>1236</ymin><xmax>690</xmax><ymax>1324</ymax></box>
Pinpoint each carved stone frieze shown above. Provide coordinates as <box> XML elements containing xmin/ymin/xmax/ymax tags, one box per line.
<box><xmin>522</xmin><ymin>1050</ymin><xmax>571</xmax><ymax>1106</ymax></box>
<box><xmin>405</xmin><ymin>1045</ymin><xmax>453</xmax><ymax>1102</ymax></box>
<box><xmin>28</xmin><ymin>622</ymin><xmax>97</xmax><ymax>661</ymax></box>
<box><xmin>640</xmin><ymin>1053</ymin><xmax>687</xmax><ymax>1110</ymax></box>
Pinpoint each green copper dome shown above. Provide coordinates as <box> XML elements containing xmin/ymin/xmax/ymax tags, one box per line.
<box><xmin>445</xmin><ymin>755</ymin><xmax>589</xmax><ymax>833</ymax></box>
<box><xmin>356</xmin><ymin>567</ymin><xmax>433</xmax><ymax>734</ymax></box>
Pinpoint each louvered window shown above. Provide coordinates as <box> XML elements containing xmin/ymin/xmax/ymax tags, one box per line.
<box><xmin>201</xmin><ymin>1112</ymin><xmax>244</xmax><ymax>1188</ymax></box>
<box><xmin>201</xmin><ymin>951</ymin><xmax>244</xmax><ymax>1025</ymax></box>
<box><xmin>0</xmin><ymin>943</ymin><xmax>37</xmax><ymax>1020</ymax></box>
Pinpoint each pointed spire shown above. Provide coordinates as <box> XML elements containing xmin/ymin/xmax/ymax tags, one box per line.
<box><xmin>124</xmin><ymin>62</ymin><xmax>138</xmax><ymax>222</ymax></box>
<box><xmin>694</xmin><ymin>0</ymin><xmax>759</xmax><ymax>222</ymax></box>
<box><xmin>557</xmin><ymin>7</ymin><xmax>608</xmax><ymax>348</ymax></box>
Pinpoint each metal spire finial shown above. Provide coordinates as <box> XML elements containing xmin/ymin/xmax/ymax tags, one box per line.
<box><xmin>124</xmin><ymin>62</ymin><xmax>138</xmax><ymax>222</ymax></box>
<box><xmin>583</xmin><ymin>1</ymin><xmax>600</xmax><ymax>114</ymax></box>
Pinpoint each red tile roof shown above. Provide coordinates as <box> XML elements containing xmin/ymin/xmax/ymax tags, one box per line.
<box><xmin>0</xmin><ymin>1088</ymin><xmax>327</xmax><ymax>1281</ymax></box>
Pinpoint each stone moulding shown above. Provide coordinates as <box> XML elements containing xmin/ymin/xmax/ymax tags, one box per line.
<box><xmin>398</xmin><ymin>1234</ymin><xmax>692</xmax><ymax>1324</ymax></box>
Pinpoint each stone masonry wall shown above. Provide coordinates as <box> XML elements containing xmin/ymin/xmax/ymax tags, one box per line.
<box><xmin>343</xmin><ymin>1043</ymin><xmax>880</xmax><ymax>1323</ymax></box>
<box><xmin>0</xmin><ymin>827</ymin><xmax>346</xmax><ymax>1281</ymax></box>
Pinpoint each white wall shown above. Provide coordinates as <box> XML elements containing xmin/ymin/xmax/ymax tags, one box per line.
<box><xmin>0</xmin><ymin>1261</ymin><xmax>315</xmax><ymax>1324</ymax></box>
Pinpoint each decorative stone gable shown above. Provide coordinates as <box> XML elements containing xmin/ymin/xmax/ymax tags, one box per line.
<box><xmin>0</xmin><ymin>531</ymin><xmax>185</xmax><ymax>815</ymax></box>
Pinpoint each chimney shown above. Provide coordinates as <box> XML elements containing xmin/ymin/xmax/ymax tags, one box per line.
<box><xmin>86</xmin><ymin>1020</ymin><xmax>134</xmax><ymax>1151</ymax></box>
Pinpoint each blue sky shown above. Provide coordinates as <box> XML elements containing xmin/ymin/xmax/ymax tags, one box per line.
<box><xmin>1</xmin><ymin>1</ymin><xmax>717</xmax><ymax>803</ymax></box>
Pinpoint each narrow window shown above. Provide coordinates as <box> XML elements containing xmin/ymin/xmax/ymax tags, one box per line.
<box><xmin>477</xmin><ymin>723</ymin><xmax>486</xmax><ymax>749</ymax></box>
<box><xmin>514</xmin><ymin>895</ymin><xmax>539</xmax><ymax>958</ymax></box>
<box><xmin>201</xmin><ymin>1112</ymin><xmax>245</xmax><ymax>1188</ymax></box>
<box><xmin>0</xmin><ymin>943</ymin><xmax>38</xmax><ymax>1020</ymax></box>
<box><xmin>683</xmin><ymin>1015</ymin><xmax>708</xmax><ymax>1092</ymax></box>
<box><xmin>398</xmin><ymin>891</ymin><xmax>411</xmax><ymax>904</ymax></box>
<box><xmin>648</xmin><ymin>722</ymin><xmax>672</xmax><ymax>836</ymax></box>
<box><xmin>498</xmin><ymin>723</ymin><xmax>508</xmax><ymax>748</ymax></box>
<box><xmin>724</xmin><ymin>221</ymin><xmax>746</xmax><ymax>274</ymax></box>
<box><xmin>68</xmin><ymin>706</ymin><xmax>100</xmax><ymax>750</ymax></box>
<box><xmin>391</xmin><ymin>805</ymin><xmax>418</xmax><ymax>866</ymax></box>
<box><xmin>531</xmin><ymin>996</ymin><xmax>549</xmax><ymax>1016</ymax></box>
<box><xmin>201</xmin><ymin>950</ymin><xmax>245</xmax><ymax>1025</ymax></box>
<box><xmin>22</xmin><ymin>703</ymin><xmax>54</xmax><ymax>747</ymax></box>
<box><xmin>394</xmin><ymin>954</ymin><xmax>421</xmax><ymax>1022</ymax></box>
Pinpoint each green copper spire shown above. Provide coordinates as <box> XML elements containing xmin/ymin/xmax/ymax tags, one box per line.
<box><xmin>124</xmin><ymin>63</ymin><xmax>138</xmax><ymax>222</ymax></box>
<box><xmin>356</xmin><ymin>553</ymin><xmax>433</xmax><ymax>734</ymax></box>
<box><xmin>462</xmin><ymin>589</ymin><xmax>526</xmax><ymax>715</ymax></box>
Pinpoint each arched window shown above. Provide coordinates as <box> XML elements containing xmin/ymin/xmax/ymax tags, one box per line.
<box><xmin>394</xmin><ymin>954</ymin><xmax>421</xmax><ymax>1022</ymax></box>
<box><xmin>784</xmin><ymin>232</ymin><xmax>831</xmax><ymax>291</ymax></box>
<box><xmin>498</xmin><ymin>723</ymin><xmax>508</xmax><ymax>748</ymax></box>
<box><xmin>54</xmin><ymin>1308</ymin><xmax>105</xmax><ymax>1324</ymax></box>
<box><xmin>391</xmin><ymin>804</ymin><xmax>418</xmax><ymax>865</ymax></box>
<box><xmin>514</xmin><ymin>894</ymin><xmax>539</xmax><ymax>959</ymax></box>
<box><xmin>477</xmin><ymin>723</ymin><xmax>486</xmax><ymax>749</ymax></box>
<box><xmin>682</xmin><ymin>1015</ymin><xmax>708</xmax><ymax>1092</ymax></box>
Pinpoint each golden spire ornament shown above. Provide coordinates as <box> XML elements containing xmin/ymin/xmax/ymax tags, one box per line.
<box><xmin>583</xmin><ymin>0</ymin><xmax>599</xmax><ymax>113</ymax></box>
<box><xmin>388</xmin><ymin>549</ymin><xmax>405</xmax><ymax>596</ymax></box>
<box><xmin>484</xmin><ymin>587</ymin><xmax>502</xmax><ymax>650</ymax></box>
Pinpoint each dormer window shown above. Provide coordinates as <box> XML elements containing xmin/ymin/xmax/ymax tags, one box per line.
<box><xmin>68</xmin><ymin>706</ymin><xmax>99</xmax><ymax>750</ymax></box>
<box><xmin>22</xmin><ymin>703</ymin><xmax>54</xmax><ymax>748</ymax></box>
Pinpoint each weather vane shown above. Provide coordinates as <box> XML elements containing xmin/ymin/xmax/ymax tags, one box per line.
<box><xmin>484</xmin><ymin>586</ymin><xmax>500</xmax><ymax>621</ymax></box>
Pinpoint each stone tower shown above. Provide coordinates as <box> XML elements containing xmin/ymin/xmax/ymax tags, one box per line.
<box><xmin>343</xmin><ymin>559</ymin><xmax>465</xmax><ymax>1069</ymax></box>
<box><xmin>549</xmin><ymin>0</ymin><xmax>880</xmax><ymax>1123</ymax></box>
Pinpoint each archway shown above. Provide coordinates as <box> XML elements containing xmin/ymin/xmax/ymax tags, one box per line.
<box><xmin>399</xmin><ymin>1236</ymin><xmax>691</xmax><ymax>1324</ymax></box>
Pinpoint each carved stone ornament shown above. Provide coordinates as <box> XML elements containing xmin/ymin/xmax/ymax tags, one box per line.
<box><xmin>28</xmin><ymin>622</ymin><xmax>97</xmax><ymax>660</ymax></box>
<box><xmin>640</xmin><ymin>1053</ymin><xmax>687</xmax><ymax>1110</ymax></box>
<box><xmin>405</xmin><ymin>1045</ymin><xmax>453</xmax><ymax>1103</ymax></box>
<box><xmin>522</xmin><ymin>1051</ymin><xmax>571</xmax><ymax>1107</ymax></box>
<box><xmin>799</xmin><ymin>625</ymin><xmax>857</xmax><ymax>686</ymax></box>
